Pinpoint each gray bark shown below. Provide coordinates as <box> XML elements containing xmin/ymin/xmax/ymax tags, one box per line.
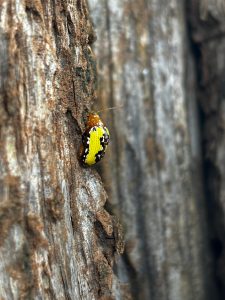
<box><xmin>88</xmin><ymin>0</ymin><xmax>222</xmax><ymax>299</ymax></box>
<box><xmin>0</xmin><ymin>1</ymin><xmax>123</xmax><ymax>299</ymax></box>
<box><xmin>188</xmin><ymin>0</ymin><xmax>225</xmax><ymax>298</ymax></box>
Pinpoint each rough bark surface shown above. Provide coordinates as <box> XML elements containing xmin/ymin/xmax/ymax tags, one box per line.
<box><xmin>1</xmin><ymin>0</ymin><xmax>225</xmax><ymax>299</ymax></box>
<box><xmin>0</xmin><ymin>1</ymin><xmax>123</xmax><ymax>299</ymax></box>
<box><xmin>188</xmin><ymin>0</ymin><xmax>225</xmax><ymax>299</ymax></box>
<box><xmin>88</xmin><ymin>0</ymin><xmax>216</xmax><ymax>300</ymax></box>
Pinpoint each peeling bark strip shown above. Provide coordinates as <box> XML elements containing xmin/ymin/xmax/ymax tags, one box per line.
<box><xmin>0</xmin><ymin>1</ymin><xmax>123</xmax><ymax>299</ymax></box>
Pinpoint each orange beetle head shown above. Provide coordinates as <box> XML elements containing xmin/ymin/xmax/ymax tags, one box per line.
<box><xmin>86</xmin><ymin>113</ymin><xmax>104</xmax><ymax>129</ymax></box>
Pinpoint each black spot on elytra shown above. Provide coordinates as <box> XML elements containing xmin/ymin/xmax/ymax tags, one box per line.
<box><xmin>95</xmin><ymin>150</ymin><xmax>105</xmax><ymax>163</ymax></box>
<box><xmin>81</xmin><ymin>131</ymin><xmax>90</xmax><ymax>162</ymax></box>
<box><xmin>100</xmin><ymin>132</ymin><xmax>109</xmax><ymax>148</ymax></box>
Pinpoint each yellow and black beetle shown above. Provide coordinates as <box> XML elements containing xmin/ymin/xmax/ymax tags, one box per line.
<box><xmin>79</xmin><ymin>113</ymin><xmax>110</xmax><ymax>166</ymax></box>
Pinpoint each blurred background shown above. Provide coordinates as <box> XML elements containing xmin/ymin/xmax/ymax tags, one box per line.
<box><xmin>88</xmin><ymin>1</ymin><xmax>225</xmax><ymax>299</ymax></box>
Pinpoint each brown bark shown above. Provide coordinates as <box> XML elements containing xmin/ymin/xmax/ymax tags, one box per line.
<box><xmin>1</xmin><ymin>0</ymin><xmax>225</xmax><ymax>299</ymax></box>
<box><xmin>0</xmin><ymin>1</ymin><xmax>123</xmax><ymax>299</ymax></box>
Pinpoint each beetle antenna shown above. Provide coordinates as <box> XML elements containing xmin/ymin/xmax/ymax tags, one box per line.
<box><xmin>96</xmin><ymin>105</ymin><xmax>124</xmax><ymax>114</ymax></box>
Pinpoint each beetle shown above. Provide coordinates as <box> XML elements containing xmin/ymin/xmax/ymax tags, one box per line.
<box><xmin>79</xmin><ymin>113</ymin><xmax>110</xmax><ymax>166</ymax></box>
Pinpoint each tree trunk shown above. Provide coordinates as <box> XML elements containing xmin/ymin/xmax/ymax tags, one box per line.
<box><xmin>188</xmin><ymin>0</ymin><xmax>225</xmax><ymax>298</ymax></box>
<box><xmin>0</xmin><ymin>1</ymin><xmax>123</xmax><ymax>299</ymax></box>
<box><xmin>88</xmin><ymin>0</ymin><xmax>223</xmax><ymax>299</ymax></box>
<box><xmin>1</xmin><ymin>0</ymin><xmax>225</xmax><ymax>300</ymax></box>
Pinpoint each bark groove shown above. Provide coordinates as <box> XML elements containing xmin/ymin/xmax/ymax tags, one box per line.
<box><xmin>0</xmin><ymin>1</ymin><xmax>123</xmax><ymax>299</ymax></box>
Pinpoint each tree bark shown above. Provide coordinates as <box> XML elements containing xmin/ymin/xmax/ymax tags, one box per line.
<box><xmin>0</xmin><ymin>1</ymin><xmax>123</xmax><ymax>299</ymax></box>
<box><xmin>1</xmin><ymin>0</ymin><xmax>225</xmax><ymax>300</ymax></box>
<box><xmin>88</xmin><ymin>0</ymin><xmax>220</xmax><ymax>299</ymax></box>
<box><xmin>188</xmin><ymin>0</ymin><xmax>225</xmax><ymax>298</ymax></box>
